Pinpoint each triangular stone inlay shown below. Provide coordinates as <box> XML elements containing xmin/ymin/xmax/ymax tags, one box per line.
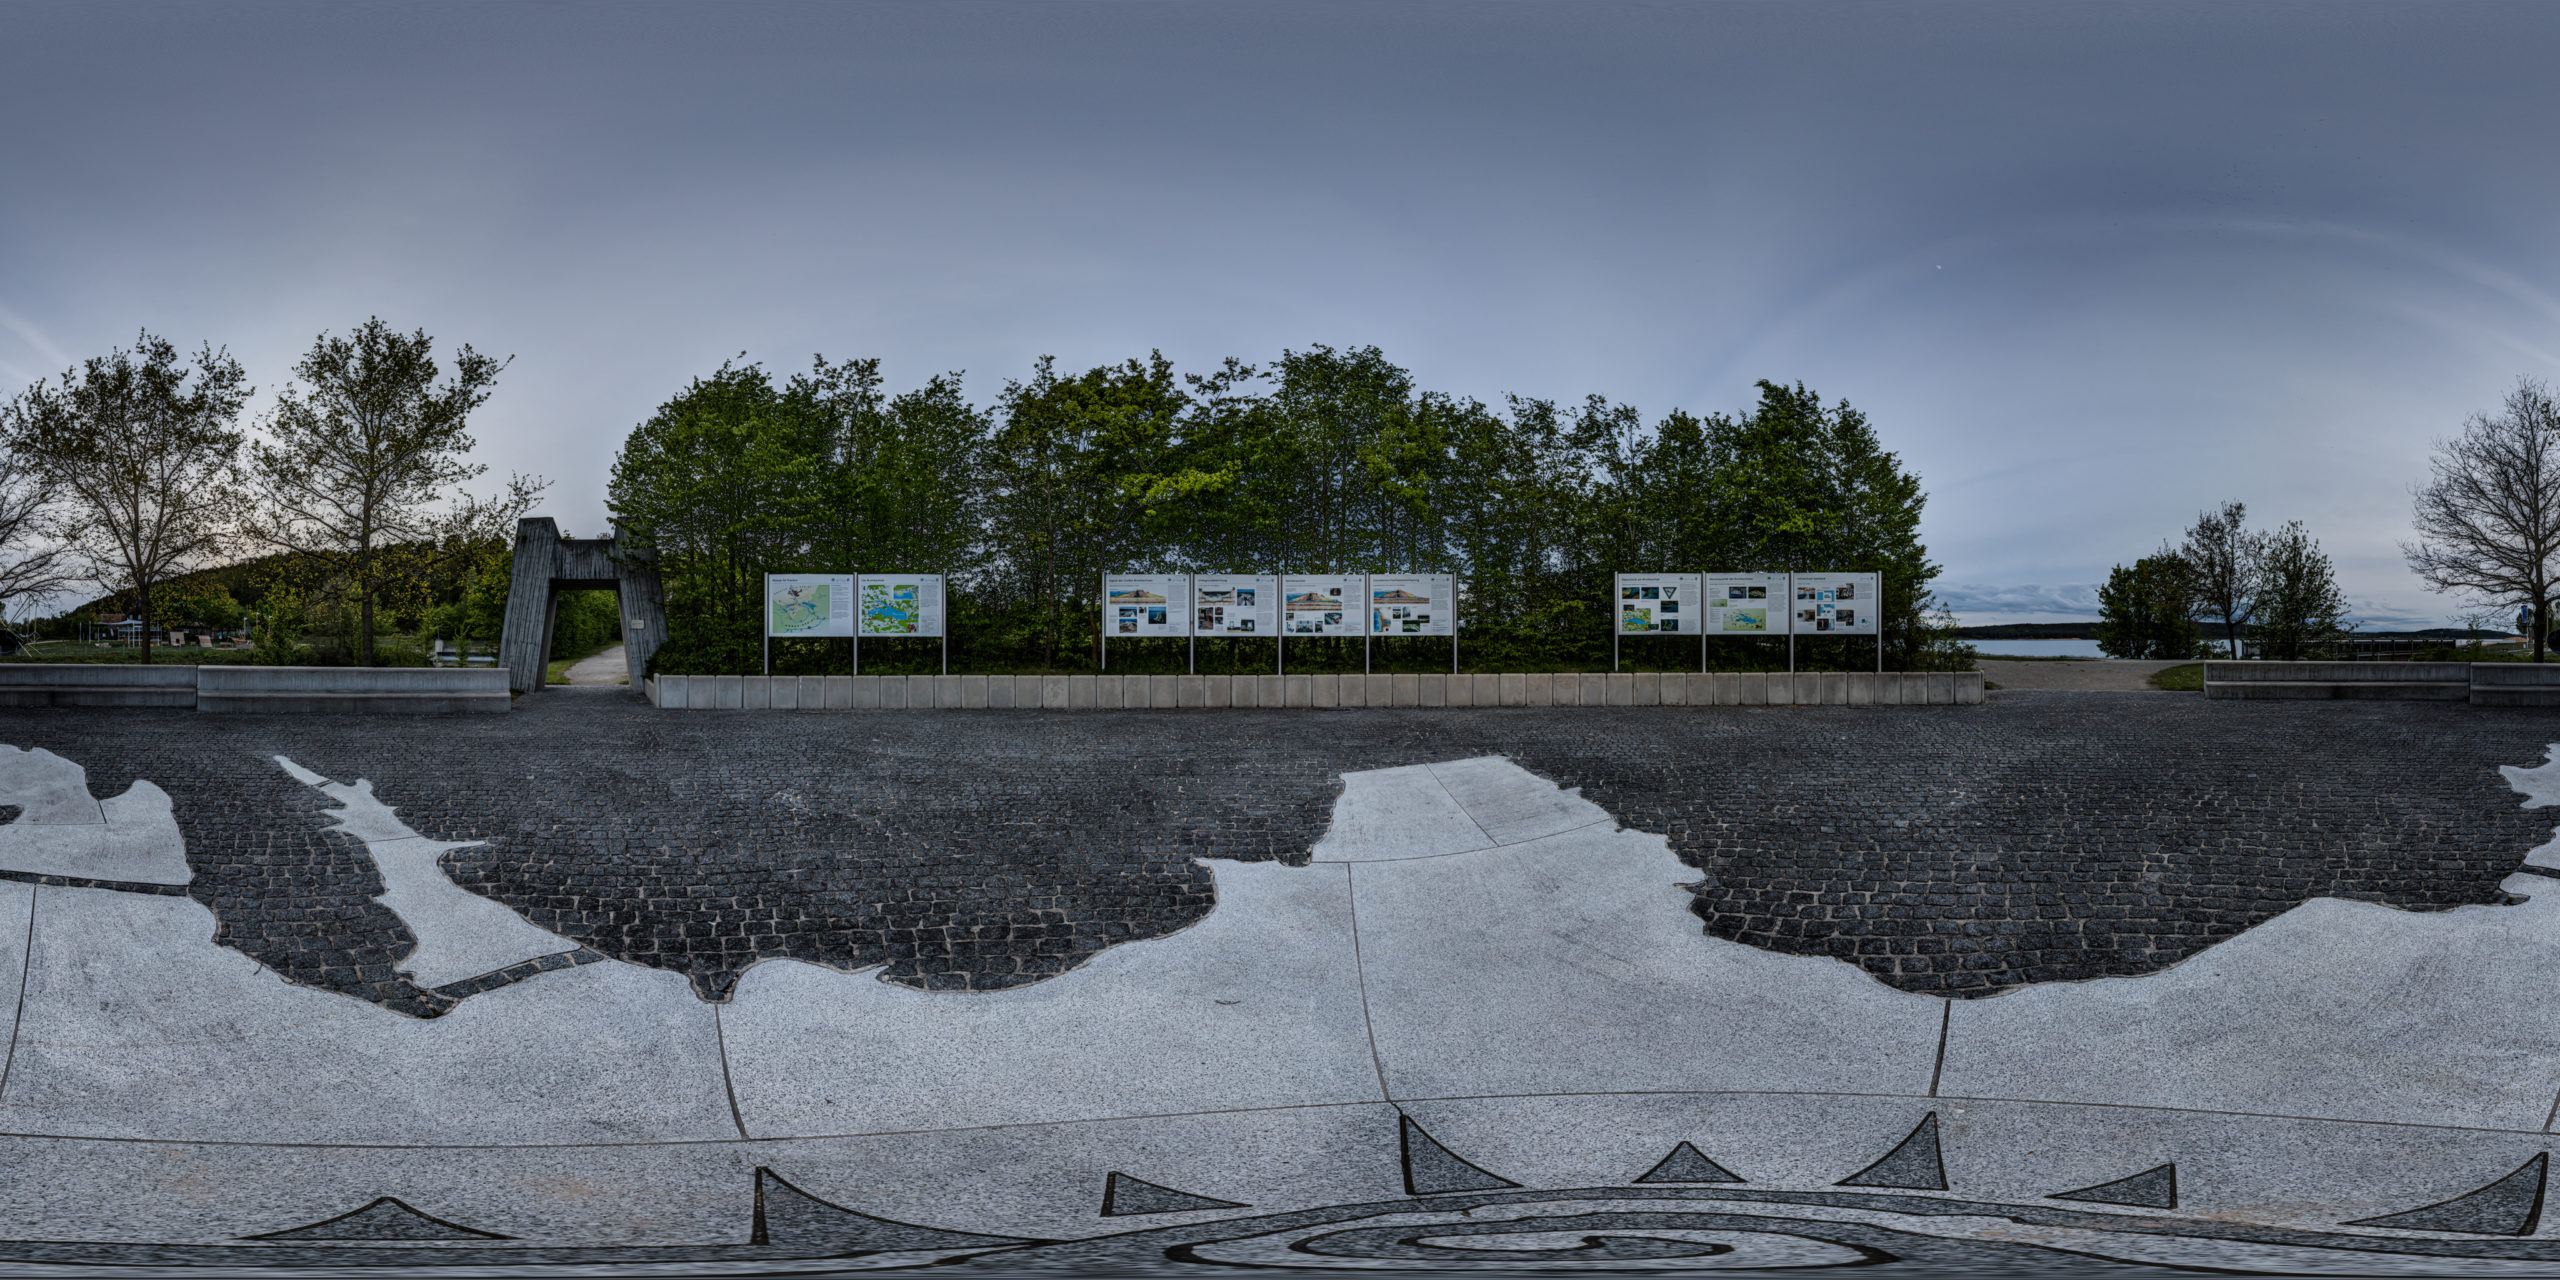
<box><xmin>1633</xmin><ymin>1141</ymin><xmax>1745</xmax><ymax>1185</ymax></box>
<box><xmin>2050</xmin><ymin>1163</ymin><xmax>2178</xmax><ymax>1209</ymax></box>
<box><xmin>1100</xmin><ymin>1171</ymin><xmax>1249</xmax><ymax>1216</ymax></box>
<box><xmin>242</xmin><ymin>1196</ymin><xmax>511</xmax><ymax>1241</ymax></box>
<box><xmin>753</xmin><ymin>1167</ymin><xmax>1038</xmax><ymax>1250</ymax></box>
<box><xmin>1401</xmin><ymin>1115</ymin><xmax>1523</xmax><ymax>1195</ymax></box>
<box><xmin>1836</xmin><ymin>1113</ymin><xmax>1948</xmax><ymax>1191</ymax></box>
<box><xmin>2346</xmin><ymin>1154</ymin><xmax>2548</xmax><ymax>1237</ymax></box>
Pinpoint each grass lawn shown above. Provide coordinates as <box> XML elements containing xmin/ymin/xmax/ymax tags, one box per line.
<box><xmin>2151</xmin><ymin>663</ymin><xmax>2204</xmax><ymax>691</ymax></box>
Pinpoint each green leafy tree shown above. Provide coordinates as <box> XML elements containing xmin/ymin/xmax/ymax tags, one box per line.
<box><xmin>984</xmin><ymin>354</ymin><xmax>1188</xmax><ymax>665</ymax></box>
<box><xmin>2254</xmin><ymin>520</ymin><xmax>2350</xmax><ymax>659</ymax></box>
<box><xmin>1612</xmin><ymin>382</ymin><xmax>1940</xmax><ymax>668</ymax></box>
<box><xmin>0</xmin><ymin>332</ymin><xmax>249</xmax><ymax>664</ymax></box>
<box><xmin>2095</xmin><ymin>553</ymin><xmax>2203</xmax><ymax>659</ymax></box>
<box><xmin>2181</xmin><ymin>501</ymin><xmax>2263</xmax><ymax>660</ymax></box>
<box><xmin>245</xmin><ymin>318</ymin><xmax>543</xmax><ymax>666</ymax></box>
<box><xmin>611</xmin><ymin>349</ymin><xmax>1948</xmax><ymax>676</ymax></box>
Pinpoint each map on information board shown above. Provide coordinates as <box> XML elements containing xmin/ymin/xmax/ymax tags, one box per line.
<box><xmin>1614</xmin><ymin>573</ymin><xmax>1701</xmax><ymax>634</ymax></box>
<box><xmin>1704</xmin><ymin>572</ymin><xmax>1788</xmax><ymax>635</ymax></box>
<box><xmin>1104</xmin><ymin>574</ymin><xmax>1191</xmax><ymax>637</ymax></box>
<box><xmin>1790</xmin><ymin>571</ymin><xmax>1880</xmax><ymax>635</ymax></box>
<box><xmin>1367</xmin><ymin>574</ymin><xmax>1454</xmax><ymax>637</ymax></box>
<box><xmin>856</xmin><ymin>574</ymin><xmax>947</xmax><ymax>638</ymax></box>
<box><xmin>766</xmin><ymin>574</ymin><xmax>856</xmax><ymax>637</ymax></box>
<box><xmin>1193</xmin><ymin>574</ymin><xmax>1278</xmax><ymax>636</ymax></box>
<box><xmin>1281</xmin><ymin>575</ymin><xmax>1362</xmax><ymax>636</ymax></box>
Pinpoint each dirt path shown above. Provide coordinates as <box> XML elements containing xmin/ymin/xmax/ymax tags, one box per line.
<box><xmin>1978</xmin><ymin>658</ymin><xmax>2185</xmax><ymax>691</ymax></box>
<box><xmin>561</xmin><ymin>644</ymin><xmax>628</xmax><ymax>685</ymax></box>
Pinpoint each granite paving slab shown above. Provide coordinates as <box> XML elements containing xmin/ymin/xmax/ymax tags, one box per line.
<box><xmin>719</xmin><ymin>858</ymin><xmax>1381</xmax><ymax>1137</ymax></box>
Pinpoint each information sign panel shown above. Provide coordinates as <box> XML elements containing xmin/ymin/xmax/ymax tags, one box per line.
<box><xmin>855</xmin><ymin>574</ymin><xmax>946</xmax><ymax>638</ymax></box>
<box><xmin>1104</xmin><ymin>574</ymin><xmax>1191</xmax><ymax>637</ymax></box>
<box><xmin>1614</xmin><ymin>573</ymin><xmax>1703</xmax><ymax>635</ymax></box>
<box><xmin>1790</xmin><ymin>571</ymin><xmax>1880</xmax><ymax>635</ymax></box>
<box><xmin>1367</xmin><ymin>574</ymin><xmax>1454</xmax><ymax>636</ymax></box>
<box><xmin>766</xmin><ymin>574</ymin><xmax>855</xmax><ymax>638</ymax></box>
<box><xmin>1192</xmin><ymin>574</ymin><xmax>1278</xmax><ymax>635</ymax></box>
<box><xmin>1704</xmin><ymin>572</ymin><xmax>1788</xmax><ymax>635</ymax></box>
<box><xmin>1280</xmin><ymin>574</ymin><xmax>1362</xmax><ymax>636</ymax></box>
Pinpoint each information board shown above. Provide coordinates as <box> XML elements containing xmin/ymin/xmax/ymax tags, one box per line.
<box><xmin>1614</xmin><ymin>573</ymin><xmax>1702</xmax><ymax>635</ymax></box>
<box><xmin>1280</xmin><ymin>574</ymin><xmax>1362</xmax><ymax>636</ymax></box>
<box><xmin>1367</xmin><ymin>574</ymin><xmax>1454</xmax><ymax>636</ymax></box>
<box><xmin>766</xmin><ymin>574</ymin><xmax>855</xmax><ymax>638</ymax></box>
<box><xmin>1103</xmin><ymin>574</ymin><xmax>1191</xmax><ymax>637</ymax></box>
<box><xmin>1790</xmin><ymin>571</ymin><xmax>1880</xmax><ymax>635</ymax></box>
<box><xmin>855</xmin><ymin>574</ymin><xmax>946</xmax><ymax>638</ymax></box>
<box><xmin>1704</xmin><ymin>572</ymin><xmax>1788</xmax><ymax>635</ymax></box>
<box><xmin>1192</xmin><ymin>574</ymin><xmax>1278</xmax><ymax>636</ymax></box>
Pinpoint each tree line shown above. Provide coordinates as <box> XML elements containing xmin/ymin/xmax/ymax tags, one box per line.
<box><xmin>2094</xmin><ymin>503</ymin><xmax>2349</xmax><ymax>660</ymax></box>
<box><xmin>2100</xmin><ymin>377</ymin><xmax>2560</xmax><ymax>664</ymax></box>
<box><xmin>0</xmin><ymin>322</ymin><xmax>542</xmax><ymax>663</ymax></box>
<box><xmin>608</xmin><ymin>346</ymin><xmax>1970</xmax><ymax>676</ymax></box>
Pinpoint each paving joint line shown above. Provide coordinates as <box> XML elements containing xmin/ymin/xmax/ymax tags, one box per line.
<box><xmin>0</xmin><ymin>886</ymin><xmax>33</xmax><ymax>1106</ymax></box>
<box><xmin>712</xmin><ymin>1003</ymin><xmax>750</xmax><ymax>1140</ymax></box>
<box><xmin>1342</xmin><ymin>862</ymin><xmax>1393</xmax><ymax>1104</ymax></box>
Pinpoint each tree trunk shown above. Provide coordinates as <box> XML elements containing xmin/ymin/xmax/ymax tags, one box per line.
<box><xmin>358</xmin><ymin>541</ymin><xmax>375</xmax><ymax>667</ymax></box>
<box><xmin>2541</xmin><ymin>592</ymin><xmax>2551</xmax><ymax>664</ymax></box>
<box><xmin>139</xmin><ymin>582</ymin><xmax>153</xmax><ymax>665</ymax></box>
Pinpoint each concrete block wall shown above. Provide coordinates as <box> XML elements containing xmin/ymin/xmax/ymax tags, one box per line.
<box><xmin>0</xmin><ymin>664</ymin><xmax>511</xmax><ymax>712</ymax></box>
<box><xmin>0</xmin><ymin>664</ymin><xmax>198</xmax><ymax>708</ymax></box>
<box><xmin>2467</xmin><ymin>662</ymin><xmax>2560</xmax><ymax>707</ymax></box>
<box><xmin>648</xmin><ymin>670</ymin><xmax>1985</xmax><ymax>710</ymax></box>
<box><xmin>197</xmin><ymin>666</ymin><xmax>510</xmax><ymax>714</ymax></box>
<box><xmin>2205</xmin><ymin>661</ymin><xmax>2472</xmax><ymax>702</ymax></box>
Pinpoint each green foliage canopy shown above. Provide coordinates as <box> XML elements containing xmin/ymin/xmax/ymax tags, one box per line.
<box><xmin>608</xmin><ymin>347</ymin><xmax>1951</xmax><ymax>676</ymax></box>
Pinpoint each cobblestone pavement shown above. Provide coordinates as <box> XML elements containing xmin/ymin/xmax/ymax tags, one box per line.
<box><xmin>6</xmin><ymin>691</ymin><xmax>2549</xmax><ymax>1012</ymax></box>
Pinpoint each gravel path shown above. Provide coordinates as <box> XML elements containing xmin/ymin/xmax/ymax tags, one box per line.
<box><xmin>560</xmin><ymin>643</ymin><xmax>627</xmax><ymax>685</ymax></box>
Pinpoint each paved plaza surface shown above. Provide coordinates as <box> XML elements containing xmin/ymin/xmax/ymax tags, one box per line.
<box><xmin>2</xmin><ymin>691</ymin><xmax>2560</xmax><ymax>1272</ymax></box>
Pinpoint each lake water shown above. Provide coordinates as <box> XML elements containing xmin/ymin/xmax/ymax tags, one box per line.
<box><xmin>1968</xmin><ymin>638</ymin><xmax>2109</xmax><ymax>658</ymax></box>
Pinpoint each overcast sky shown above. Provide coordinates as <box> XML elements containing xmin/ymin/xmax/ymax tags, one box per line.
<box><xmin>6</xmin><ymin>0</ymin><xmax>2557</xmax><ymax>626</ymax></box>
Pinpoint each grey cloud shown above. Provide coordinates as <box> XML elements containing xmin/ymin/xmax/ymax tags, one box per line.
<box><xmin>4</xmin><ymin>1</ymin><xmax>2557</xmax><ymax>629</ymax></box>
